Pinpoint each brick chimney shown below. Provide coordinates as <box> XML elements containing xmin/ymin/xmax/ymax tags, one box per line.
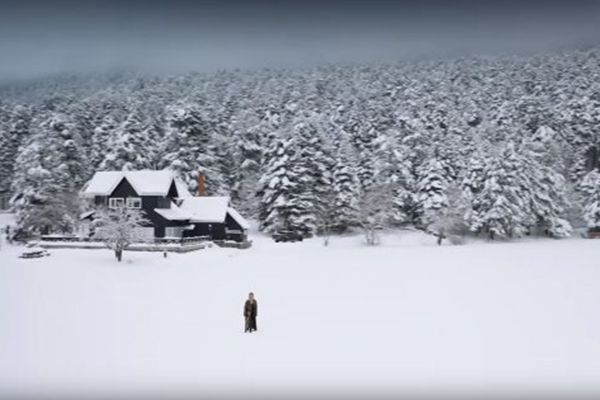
<box><xmin>196</xmin><ymin>173</ymin><xmax>206</xmax><ymax>196</ymax></box>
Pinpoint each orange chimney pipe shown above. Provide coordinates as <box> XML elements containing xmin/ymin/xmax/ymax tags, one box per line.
<box><xmin>196</xmin><ymin>173</ymin><xmax>206</xmax><ymax>196</ymax></box>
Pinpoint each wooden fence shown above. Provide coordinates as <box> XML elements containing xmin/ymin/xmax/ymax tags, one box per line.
<box><xmin>36</xmin><ymin>235</ymin><xmax>213</xmax><ymax>253</ymax></box>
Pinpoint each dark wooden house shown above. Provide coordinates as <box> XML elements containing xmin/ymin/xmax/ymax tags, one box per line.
<box><xmin>82</xmin><ymin>170</ymin><xmax>249</xmax><ymax>242</ymax></box>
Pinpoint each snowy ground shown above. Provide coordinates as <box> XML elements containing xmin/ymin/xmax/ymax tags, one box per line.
<box><xmin>1</xmin><ymin>223</ymin><xmax>600</xmax><ymax>398</ymax></box>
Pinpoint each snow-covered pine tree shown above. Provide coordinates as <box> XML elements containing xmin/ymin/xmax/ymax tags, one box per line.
<box><xmin>415</xmin><ymin>154</ymin><xmax>450</xmax><ymax>232</ymax></box>
<box><xmin>353</xmin><ymin>125</ymin><xmax>381</xmax><ymax>192</ymax></box>
<box><xmin>467</xmin><ymin>143</ymin><xmax>530</xmax><ymax>239</ymax></box>
<box><xmin>162</xmin><ymin>103</ymin><xmax>225</xmax><ymax>195</ymax></box>
<box><xmin>380</xmin><ymin>131</ymin><xmax>416</xmax><ymax>226</ymax></box>
<box><xmin>289</xmin><ymin>116</ymin><xmax>334</xmax><ymax>237</ymax></box>
<box><xmin>10</xmin><ymin>113</ymin><xmax>87</xmax><ymax>236</ymax></box>
<box><xmin>70</xmin><ymin>100</ymin><xmax>96</xmax><ymax>160</ymax></box>
<box><xmin>461</xmin><ymin>151</ymin><xmax>487</xmax><ymax>231</ymax></box>
<box><xmin>100</xmin><ymin>108</ymin><xmax>155</xmax><ymax>171</ymax></box>
<box><xmin>256</xmin><ymin>134</ymin><xmax>299</xmax><ymax>234</ymax></box>
<box><xmin>521</xmin><ymin>136</ymin><xmax>572</xmax><ymax>237</ymax></box>
<box><xmin>143</xmin><ymin>116</ymin><xmax>167</xmax><ymax>169</ymax></box>
<box><xmin>428</xmin><ymin>183</ymin><xmax>467</xmax><ymax>245</ymax></box>
<box><xmin>231</xmin><ymin>123</ymin><xmax>263</xmax><ymax>216</ymax></box>
<box><xmin>11</xmin><ymin>139</ymin><xmax>54</xmax><ymax>235</ymax></box>
<box><xmin>90</xmin><ymin>113</ymin><xmax>118</xmax><ymax>169</ymax></box>
<box><xmin>580</xmin><ymin>170</ymin><xmax>600</xmax><ymax>232</ymax></box>
<box><xmin>526</xmin><ymin>164</ymin><xmax>572</xmax><ymax>237</ymax></box>
<box><xmin>0</xmin><ymin>106</ymin><xmax>30</xmax><ymax>200</ymax></box>
<box><xmin>329</xmin><ymin>146</ymin><xmax>359</xmax><ymax>233</ymax></box>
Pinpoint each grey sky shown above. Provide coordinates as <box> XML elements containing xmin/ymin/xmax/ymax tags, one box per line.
<box><xmin>1</xmin><ymin>1</ymin><xmax>599</xmax><ymax>81</ymax></box>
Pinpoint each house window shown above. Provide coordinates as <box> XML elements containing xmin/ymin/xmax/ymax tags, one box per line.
<box><xmin>126</xmin><ymin>197</ymin><xmax>142</xmax><ymax>209</ymax></box>
<box><xmin>108</xmin><ymin>198</ymin><xmax>124</xmax><ymax>208</ymax></box>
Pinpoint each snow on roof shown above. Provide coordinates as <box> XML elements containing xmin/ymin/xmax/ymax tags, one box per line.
<box><xmin>179</xmin><ymin>196</ymin><xmax>230</xmax><ymax>223</ymax></box>
<box><xmin>127</xmin><ymin>170</ymin><xmax>175</xmax><ymax>196</ymax></box>
<box><xmin>174</xmin><ymin>178</ymin><xmax>192</xmax><ymax>198</ymax></box>
<box><xmin>79</xmin><ymin>210</ymin><xmax>95</xmax><ymax>220</ymax></box>
<box><xmin>82</xmin><ymin>171</ymin><xmax>123</xmax><ymax>196</ymax></box>
<box><xmin>83</xmin><ymin>170</ymin><xmax>179</xmax><ymax>196</ymax></box>
<box><xmin>227</xmin><ymin>207</ymin><xmax>250</xmax><ymax>230</ymax></box>
<box><xmin>154</xmin><ymin>202</ymin><xmax>191</xmax><ymax>221</ymax></box>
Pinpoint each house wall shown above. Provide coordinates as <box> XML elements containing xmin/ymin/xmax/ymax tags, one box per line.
<box><xmin>151</xmin><ymin>213</ymin><xmax>190</xmax><ymax>238</ymax></box>
<box><xmin>111</xmin><ymin>178</ymin><xmax>138</xmax><ymax>198</ymax></box>
<box><xmin>184</xmin><ymin>222</ymin><xmax>227</xmax><ymax>240</ymax></box>
<box><xmin>182</xmin><ymin>213</ymin><xmax>247</xmax><ymax>242</ymax></box>
<box><xmin>167</xmin><ymin>181</ymin><xmax>178</xmax><ymax>198</ymax></box>
<box><xmin>225</xmin><ymin>213</ymin><xmax>247</xmax><ymax>242</ymax></box>
<box><xmin>154</xmin><ymin>226</ymin><xmax>165</xmax><ymax>238</ymax></box>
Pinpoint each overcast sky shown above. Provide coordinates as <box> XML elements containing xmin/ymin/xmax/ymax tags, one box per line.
<box><xmin>1</xmin><ymin>0</ymin><xmax>600</xmax><ymax>82</ymax></box>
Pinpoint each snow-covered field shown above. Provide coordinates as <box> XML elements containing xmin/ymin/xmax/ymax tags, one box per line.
<box><xmin>1</xmin><ymin>225</ymin><xmax>600</xmax><ymax>398</ymax></box>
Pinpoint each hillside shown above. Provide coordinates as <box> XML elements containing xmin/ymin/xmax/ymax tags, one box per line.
<box><xmin>1</xmin><ymin>48</ymin><xmax>600</xmax><ymax>240</ymax></box>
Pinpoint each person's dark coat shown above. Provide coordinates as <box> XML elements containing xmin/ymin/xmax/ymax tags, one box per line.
<box><xmin>244</xmin><ymin>299</ymin><xmax>258</xmax><ymax>332</ymax></box>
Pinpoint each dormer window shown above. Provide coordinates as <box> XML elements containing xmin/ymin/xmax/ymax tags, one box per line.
<box><xmin>126</xmin><ymin>197</ymin><xmax>142</xmax><ymax>209</ymax></box>
<box><xmin>109</xmin><ymin>198</ymin><xmax>124</xmax><ymax>208</ymax></box>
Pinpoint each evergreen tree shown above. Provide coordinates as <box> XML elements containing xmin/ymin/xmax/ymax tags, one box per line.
<box><xmin>467</xmin><ymin>144</ymin><xmax>530</xmax><ymax>239</ymax></box>
<box><xmin>256</xmin><ymin>135</ymin><xmax>299</xmax><ymax>234</ymax></box>
<box><xmin>384</xmin><ymin>137</ymin><xmax>416</xmax><ymax>226</ymax></box>
<box><xmin>580</xmin><ymin>170</ymin><xmax>600</xmax><ymax>231</ymax></box>
<box><xmin>10</xmin><ymin>113</ymin><xmax>86</xmax><ymax>236</ymax></box>
<box><xmin>525</xmin><ymin>161</ymin><xmax>572</xmax><ymax>237</ymax></box>
<box><xmin>290</xmin><ymin>116</ymin><xmax>334</xmax><ymax>236</ymax></box>
<box><xmin>521</xmin><ymin>133</ymin><xmax>572</xmax><ymax>237</ymax></box>
<box><xmin>461</xmin><ymin>151</ymin><xmax>488</xmax><ymax>232</ymax></box>
<box><xmin>428</xmin><ymin>183</ymin><xmax>467</xmax><ymax>245</ymax></box>
<box><xmin>231</xmin><ymin>124</ymin><xmax>263</xmax><ymax>215</ymax></box>
<box><xmin>353</xmin><ymin>126</ymin><xmax>381</xmax><ymax>192</ymax></box>
<box><xmin>0</xmin><ymin>106</ymin><xmax>30</xmax><ymax>197</ymax></box>
<box><xmin>91</xmin><ymin>114</ymin><xmax>118</xmax><ymax>169</ymax></box>
<box><xmin>415</xmin><ymin>156</ymin><xmax>449</xmax><ymax>229</ymax></box>
<box><xmin>329</xmin><ymin>148</ymin><xmax>359</xmax><ymax>233</ymax></box>
<box><xmin>100</xmin><ymin>109</ymin><xmax>154</xmax><ymax>171</ymax></box>
<box><xmin>162</xmin><ymin>103</ymin><xmax>225</xmax><ymax>195</ymax></box>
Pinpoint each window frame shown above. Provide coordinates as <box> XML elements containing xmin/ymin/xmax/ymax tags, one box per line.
<box><xmin>126</xmin><ymin>197</ymin><xmax>142</xmax><ymax>209</ymax></box>
<box><xmin>108</xmin><ymin>197</ymin><xmax>125</xmax><ymax>209</ymax></box>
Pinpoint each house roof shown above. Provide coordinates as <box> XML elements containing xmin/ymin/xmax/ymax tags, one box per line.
<box><xmin>154</xmin><ymin>202</ymin><xmax>191</xmax><ymax>221</ymax></box>
<box><xmin>179</xmin><ymin>196</ymin><xmax>230</xmax><ymax>223</ymax></box>
<box><xmin>227</xmin><ymin>207</ymin><xmax>250</xmax><ymax>230</ymax></box>
<box><xmin>83</xmin><ymin>170</ymin><xmax>192</xmax><ymax>197</ymax></box>
<box><xmin>174</xmin><ymin>178</ymin><xmax>193</xmax><ymax>198</ymax></box>
<box><xmin>155</xmin><ymin>197</ymin><xmax>249</xmax><ymax>230</ymax></box>
<box><xmin>83</xmin><ymin>171</ymin><xmax>123</xmax><ymax>196</ymax></box>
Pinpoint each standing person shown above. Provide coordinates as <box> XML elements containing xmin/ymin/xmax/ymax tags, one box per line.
<box><xmin>244</xmin><ymin>292</ymin><xmax>258</xmax><ymax>333</ymax></box>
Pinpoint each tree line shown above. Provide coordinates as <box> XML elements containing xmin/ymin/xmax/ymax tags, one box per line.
<box><xmin>1</xmin><ymin>47</ymin><xmax>600</xmax><ymax>242</ymax></box>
